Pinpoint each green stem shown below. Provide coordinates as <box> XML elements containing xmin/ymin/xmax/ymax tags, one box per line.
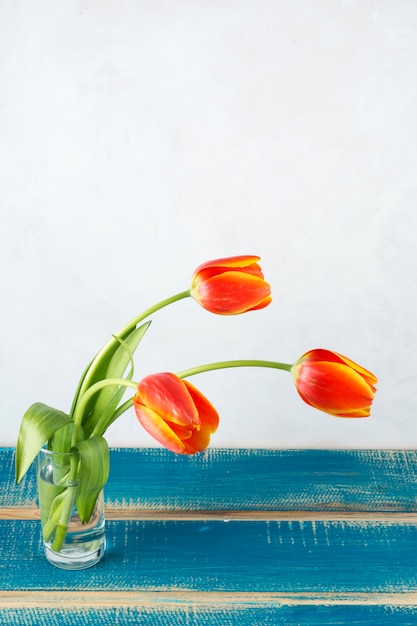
<box><xmin>50</xmin><ymin>486</ymin><xmax>77</xmax><ymax>552</ymax></box>
<box><xmin>91</xmin><ymin>360</ymin><xmax>293</xmax><ymax>434</ymax></box>
<box><xmin>41</xmin><ymin>491</ymin><xmax>66</xmax><ymax>543</ymax></box>
<box><xmin>69</xmin><ymin>290</ymin><xmax>191</xmax><ymax>418</ymax></box>
<box><xmin>92</xmin><ymin>396</ymin><xmax>134</xmax><ymax>435</ymax></box>
<box><xmin>176</xmin><ymin>359</ymin><xmax>293</xmax><ymax>379</ymax></box>
<box><xmin>71</xmin><ymin>378</ymin><xmax>138</xmax><ymax>446</ymax></box>
<box><xmin>50</xmin><ymin>451</ymin><xmax>79</xmax><ymax>552</ymax></box>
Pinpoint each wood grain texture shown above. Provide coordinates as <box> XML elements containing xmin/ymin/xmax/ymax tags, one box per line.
<box><xmin>1</xmin><ymin>447</ymin><xmax>417</xmax><ymax>624</ymax></box>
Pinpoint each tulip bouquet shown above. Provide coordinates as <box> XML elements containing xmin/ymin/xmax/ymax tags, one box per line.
<box><xmin>15</xmin><ymin>255</ymin><xmax>377</xmax><ymax>556</ymax></box>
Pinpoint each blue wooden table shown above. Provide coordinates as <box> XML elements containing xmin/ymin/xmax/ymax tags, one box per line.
<box><xmin>1</xmin><ymin>447</ymin><xmax>417</xmax><ymax>624</ymax></box>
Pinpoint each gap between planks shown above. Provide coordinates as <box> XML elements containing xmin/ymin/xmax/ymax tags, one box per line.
<box><xmin>2</xmin><ymin>507</ymin><xmax>417</xmax><ymax>523</ymax></box>
<box><xmin>1</xmin><ymin>591</ymin><xmax>417</xmax><ymax>609</ymax></box>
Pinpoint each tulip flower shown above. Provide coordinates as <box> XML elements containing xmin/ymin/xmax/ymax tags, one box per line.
<box><xmin>133</xmin><ymin>372</ymin><xmax>219</xmax><ymax>454</ymax></box>
<box><xmin>190</xmin><ymin>255</ymin><xmax>272</xmax><ymax>315</ymax></box>
<box><xmin>291</xmin><ymin>349</ymin><xmax>377</xmax><ymax>417</ymax></box>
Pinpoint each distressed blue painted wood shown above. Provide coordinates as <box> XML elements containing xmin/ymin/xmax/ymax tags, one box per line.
<box><xmin>1</xmin><ymin>447</ymin><xmax>417</xmax><ymax>624</ymax></box>
<box><xmin>2</xmin><ymin>605</ymin><xmax>417</xmax><ymax>626</ymax></box>
<box><xmin>3</xmin><ymin>447</ymin><xmax>417</xmax><ymax>511</ymax></box>
<box><xmin>1</xmin><ymin>518</ymin><xmax>417</xmax><ymax>592</ymax></box>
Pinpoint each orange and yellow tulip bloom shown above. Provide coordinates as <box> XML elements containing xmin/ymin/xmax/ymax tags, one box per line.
<box><xmin>133</xmin><ymin>372</ymin><xmax>219</xmax><ymax>454</ymax></box>
<box><xmin>291</xmin><ymin>349</ymin><xmax>377</xmax><ymax>417</ymax></box>
<box><xmin>190</xmin><ymin>255</ymin><xmax>272</xmax><ymax>315</ymax></box>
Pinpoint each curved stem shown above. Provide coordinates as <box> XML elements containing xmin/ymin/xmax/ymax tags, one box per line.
<box><xmin>49</xmin><ymin>450</ymin><xmax>80</xmax><ymax>552</ymax></box>
<box><xmin>71</xmin><ymin>378</ymin><xmax>138</xmax><ymax>446</ymax></box>
<box><xmin>176</xmin><ymin>359</ymin><xmax>292</xmax><ymax>379</ymax></box>
<box><xmin>100</xmin><ymin>396</ymin><xmax>134</xmax><ymax>428</ymax></box>
<box><xmin>103</xmin><ymin>289</ymin><xmax>191</xmax><ymax>352</ymax></box>
<box><xmin>96</xmin><ymin>360</ymin><xmax>293</xmax><ymax>432</ymax></box>
<box><xmin>89</xmin><ymin>394</ymin><xmax>136</xmax><ymax>438</ymax></box>
<box><xmin>70</xmin><ymin>290</ymin><xmax>191</xmax><ymax>418</ymax></box>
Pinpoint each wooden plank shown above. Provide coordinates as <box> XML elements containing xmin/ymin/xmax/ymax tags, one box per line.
<box><xmin>2</xmin><ymin>590</ymin><xmax>417</xmax><ymax>608</ymax></box>
<box><xmin>2</xmin><ymin>603</ymin><xmax>417</xmax><ymax>626</ymax></box>
<box><xmin>2</xmin><ymin>447</ymin><xmax>417</xmax><ymax>512</ymax></box>
<box><xmin>1</xmin><ymin>519</ymin><xmax>417</xmax><ymax>593</ymax></box>
<box><xmin>4</xmin><ymin>507</ymin><xmax>417</xmax><ymax>522</ymax></box>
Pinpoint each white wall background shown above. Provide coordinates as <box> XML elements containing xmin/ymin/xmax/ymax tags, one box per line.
<box><xmin>1</xmin><ymin>0</ymin><xmax>416</xmax><ymax>449</ymax></box>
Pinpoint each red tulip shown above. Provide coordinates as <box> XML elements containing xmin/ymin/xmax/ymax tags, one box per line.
<box><xmin>291</xmin><ymin>349</ymin><xmax>377</xmax><ymax>417</ymax></box>
<box><xmin>133</xmin><ymin>372</ymin><xmax>219</xmax><ymax>454</ymax></box>
<box><xmin>190</xmin><ymin>255</ymin><xmax>272</xmax><ymax>315</ymax></box>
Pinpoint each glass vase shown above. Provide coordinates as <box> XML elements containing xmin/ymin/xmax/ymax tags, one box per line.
<box><xmin>37</xmin><ymin>448</ymin><xmax>106</xmax><ymax>570</ymax></box>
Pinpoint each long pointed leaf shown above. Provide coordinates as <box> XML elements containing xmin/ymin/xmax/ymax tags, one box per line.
<box><xmin>16</xmin><ymin>403</ymin><xmax>72</xmax><ymax>484</ymax></box>
<box><xmin>72</xmin><ymin>321</ymin><xmax>152</xmax><ymax>417</ymax></box>
<box><xmin>72</xmin><ymin>436</ymin><xmax>109</xmax><ymax>523</ymax></box>
<box><xmin>82</xmin><ymin>321</ymin><xmax>151</xmax><ymax>436</ymax></box>
<box><xmin>90</xmin><ymin>333</ymin><xmax>135</xmax><ymax>418</ymax></box>
<box><xmin>68</xmin><ymin>323</ymin><xmax>139</xmax><ymax>416</ymax></box>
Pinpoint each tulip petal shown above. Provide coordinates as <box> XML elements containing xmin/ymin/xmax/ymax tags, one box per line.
<box><xmin>332</xmin><ymin>352</ymin><xmax>378</xmax><ymax>389</ymax></box>
<box><xmin>193</xmin><ymin>272</ymin><xmax>272</xmax><ymax>315</ymax></box>
<box><xmin>192</xmin><ymin>263</ymin><xmax>266</xmax><ymax>285</ymax></box>
<box><xmin>247</xmin><ymin>294</ymin><xmax>273</xmax><ymax>311</ymax></box>
<box><xmin>193</xmin><ymin>255</ymin><xmax>262</xmax><ymax>275</ymax></box>
<box><xmin>295</xmin><ymin>383</ymin><xmax>371</xmax><ymax>417</ymax></box>
<box><xmin>298</xmin><ymin>349</ymin><xmax>378</xmax><ymax>389</ymax></box>
<box><xmin>183</xmin><ymin>380</ymin><xmax>220</xmax><ymax>434</ymax></box>
<box><xmin>133</xmin><ymin>402</ymin><xmax>186</xmax><ymax>454</ymax></box>
<box><xmin>293</xmin><ymin>361</ymin><xmax>375</xmax><ymax>416</ymax></box>
<box><xmin>334</xmin><ymin>407</ymin><xmax>372</xmax><ymax>418</ymax></box>
<box><xmin>136</xmin><ymin>373</ymin><xmax>199</xmax><ymax>427</ymax></box>
<box><xmin>168</xmin><ymin>422</ymin><xmax>195</xmax><ymax>441</ymax></box>
<box><xmin>182</xmin><ymin>424</ymin><xmax>212</xmax><ymax>454</ymax></box>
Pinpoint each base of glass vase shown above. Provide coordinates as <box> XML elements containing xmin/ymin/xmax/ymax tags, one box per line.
<box><xmin>43</xmin><ymin>531</ymin><xmax>106</xmax><ymax>570</ymax></box>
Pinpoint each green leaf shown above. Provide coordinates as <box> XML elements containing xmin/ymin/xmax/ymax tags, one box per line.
<box><xmin>81</xmin><ymin>321</ymin><xmax>151</xmax><ymax>436</ymax></box>
<box><xmin>51</xmin><ymin>422</ymin><xmax>85</xmax><ymax>453</ymax></box>
<box><xmin>15</xmin><ymin>403</ymin><xmax>72</xmax><ymax>484</ymax></box>
<box><xmin>89</xmin><ymin>334</ymin><xmax>135</xmax><ymax>417</ymax></box>
<box><xmin>72</xmin><ymin>436</ymin><xmax>110</xmax><ymax>523</ymax></box>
